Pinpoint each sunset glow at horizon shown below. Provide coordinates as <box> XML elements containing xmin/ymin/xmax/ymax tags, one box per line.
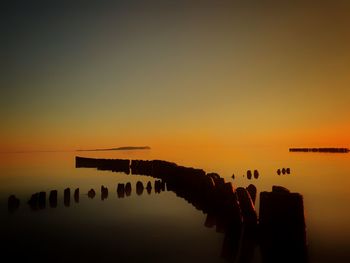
<box><xmin>2</xmin><ymin>2</ymin><xmax>350</xmax><ymax>152</ymax></box>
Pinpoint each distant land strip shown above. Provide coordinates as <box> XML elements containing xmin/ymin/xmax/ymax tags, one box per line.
<box><xmin>289</xmin><ymin>148</ymin><xmax>349</xmax><ymax>153</ymax></box>
<box><xmin>76</xmin><ymin>146</ymin><xmax>151</xmax><ymax>152</ymax></box>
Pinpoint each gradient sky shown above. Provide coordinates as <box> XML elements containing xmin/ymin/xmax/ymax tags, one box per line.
<box><xmin>2</xmin><ymin>1</ymin><xmax>350</xmax><ymax>151</ymax></box>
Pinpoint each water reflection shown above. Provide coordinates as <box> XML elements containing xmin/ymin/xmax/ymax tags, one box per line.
<box><xmin>7</xmin><ymin>157</ymin><xmax>307</xmax><ymax>263</ymax></box>
<box><xmin>76</xmin><ymin>157</ymin><xmax>307</xmax><ymax>262</ymax></box>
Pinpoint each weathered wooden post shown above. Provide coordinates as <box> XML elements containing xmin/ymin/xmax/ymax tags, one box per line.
<box><xmin>246</xmin><ymin>184</ymin><xmax>257</xmax><ymax>204</ymax></box>
<box><xmin>74</xmin><ymin>188</ymin><xmax>79</xmax><ymax>203</ymax></box>
<box><xmin>28</xmin><ymin>193</ymin><xmax>39</xmax><ymax>210</ymax></box>
<box><xmin>64</xmin><ymin>188</ymin><xmax>70</xmax><ymax>206</ymax></box>
<box><xmin>101</xmin><ymin>185</ymin><xmax>108</xmax><ymax>200</ymax></box>
<box><xmin>125</xmin><ymin>182</ymin><xmax>132</xmax><ymax>196</ymax></box>
<box><xmin>247</xmin><ymin>170</ymin><xmax>252</xmax><ymax>180</ymax></box>
<box><xmin>253</xmin><ymin>170</ymin><xmax>259</xmax><ymax>179</ymax></box>
<box><xmin>88</xmin><ymin>188</ymin><xmax>96</xmax><ymax>199</ymax></box>
<box><xmin>146</xmin><ymin>181</ymin><xmax>152</xmax><ymax>194</ymax></box>
<box><xmin>38</xmin><ymin>192</ymin><xmax>46</xmax><ymax>209</ymax></box>
<box><xmin>136</xmin><ymin>181</ymin><xmax>144</xmax><ymax>196</ymax></box>
<box><xmin>117</xmin><ymin>183</ymin><xmax>125</xmax><ymax>198</ymax></box>
<box><xmin>49</xmin><ymin>190</ymin><xmax>58</xmax><ymax>208</ymax></box>
<box><xmin>236</xmin><ymin>187</ymin><xmax>257</xmax><ymax>226</ymax></box>
<box><xmin>8</xmin><ymin>195</ymin><xmax>20</xmax><ymax>212</ymax></box>
<box><xmin>259</xmin><ymin>186</ymin><xmax>306</xmax><ymax>263</ymax></box>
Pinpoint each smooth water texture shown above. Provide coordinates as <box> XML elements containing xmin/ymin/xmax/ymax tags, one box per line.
<box><xmin>1</xmin><ymin>147</ymin><xmax>350</xmax><ymax>262</ymax></box>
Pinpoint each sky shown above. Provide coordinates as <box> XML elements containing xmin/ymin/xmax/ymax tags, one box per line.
<box><xmin>1</xmin><ymin>1</ymin><xmax>350</xmax><ymax>151</ymax></box>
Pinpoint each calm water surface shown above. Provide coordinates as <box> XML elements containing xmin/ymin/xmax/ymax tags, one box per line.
<box><xmin>1</xmin><ymin>147</ymin><xmax>349</xmax><ymax>262</ymax></box>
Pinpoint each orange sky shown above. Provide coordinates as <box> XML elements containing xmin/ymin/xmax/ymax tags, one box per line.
<box><xmin>1</xmin><ymin>2</ymin><xmax>350</xmax><ymax>152</ymax></box>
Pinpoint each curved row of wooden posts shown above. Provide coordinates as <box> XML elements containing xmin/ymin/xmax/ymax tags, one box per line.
<box><xmin>7</xmin><ymin>179</ymin><xmax>168</xmax><ymax>212</ymax></box>
<box><xmin>74</xmin><ymin>156</ymin><xmax>307</xmax><ymax>262</ymax></box>
<box><xmin>7</xmin><ymin>156</ymin><xmax>307</xmax><ymax>262</ymax></box>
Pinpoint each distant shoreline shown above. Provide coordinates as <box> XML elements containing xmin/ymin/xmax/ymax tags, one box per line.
<box><xmin>289</xmin><ymin>148</ymin><xmax>349</xmax><ymax>153</ymax></box>
<box><xmin>76</xmin><ymin>146</ymin><xmax>151</xmax><ymax>152</ymax></box>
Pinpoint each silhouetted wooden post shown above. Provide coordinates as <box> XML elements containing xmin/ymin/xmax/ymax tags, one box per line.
<box><xmin>28</xmin><ymin>193</ymin><xmax>39</xmax><ymax>210</ymax></box>
<box><xmin>49</xmin><ymin>190</ymin><xmax>58</xmax><ymax>208</ymax></box>
<box><xmin>222</xmin><ymin>182</ymin><xmax>243</xmax><ymax>226</ymax></box>
<box><xmin>236</xmin><ymin>187</ymin><xmax>257</xmax><ymax>226</ymax></box>
<box><xmin>101</xmin><ymin>185</ymin><xmax>108</xmax><ymax>200</ymax></box>
<box><xmin>64</xmin><ymin>188</ymin><xmax>70</xmax><ymax>206</ymax></box>
<box><xmin>259</xmin><ymin>186</ymin><xmax>306</xmax><ymax>263</ymax></box>
<box><xmin>146</xmin><ymin>181</ymin><xmax>152</xmax><ymax>194</ymax></box>
<box><xmin>136</xmin><ymin>181</ymin><xmax>144</xmax><ymax>196</ymax></box>
<box><xmin>88</xmin><ymin>188</ymin><xmax>96</xmax><ymax>199</ymax></box>
<box><xmin>246</xmin><ymin>184</ymin><xmax>257</xmax><ymax>204</ymax></box>
<box><xmin>247</xmin><ymin>170</ymin><xmax>252</xmax><ymax>180</ymax></box>
<box><xmin>125</xmin><ymin>183</ymin><xmax>131</xmax><ymax>196</ymax></box>
<box><xmin>161</xmin><ymin>181</ymin><xmax>166</xmax><ymax>191</ymax></box>
<box><xmin>117</xmin><ymin>184</ymin><xmax>125</xmax><ymax>198</ymax></box>
<box><xmin>38</xmin><ymin>192</ymin><xmax>46</xmax><ymax>209</ymax></box>
<box><xmin>74</xmin><ymin>188</ymin><xmax>79</xmax><ymax>203</ymax></box>
<box><xmin>8</xmin><ymin>195</ymin><xmax>20</xmax><ymax>212</ymax></box>
<box><xmin>154</xmin><ymin>180</ymin><xmax>161</xmax><ymax>193</ymax></box>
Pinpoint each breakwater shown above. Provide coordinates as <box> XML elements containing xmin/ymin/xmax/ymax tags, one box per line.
<box><xmin>290</xmin><ymin>147</ymin><xmax>349</xmax><ymax>153</ymax></box>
